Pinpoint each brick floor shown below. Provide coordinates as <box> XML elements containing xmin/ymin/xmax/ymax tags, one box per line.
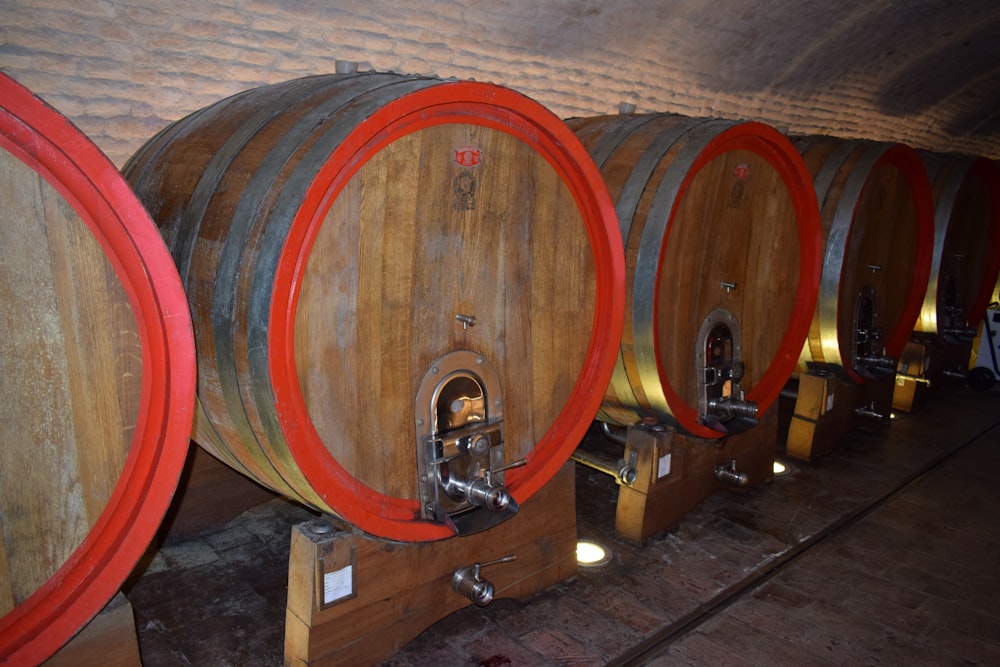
<box><xmin>123</xmin><ymin>387</ymin><xmax>1000</xmax><ymax>666</ymax></box>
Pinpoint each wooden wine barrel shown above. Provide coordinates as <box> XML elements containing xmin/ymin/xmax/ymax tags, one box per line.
<box><xmin>795</xmin><ymin>137</ymin><xmax>934</xmax><ymax>383</ymax></box>
<box><xmin>0</xmin><ymin>74</ymin><xmax>195</xmax><ymax>664</ymax></box>
<box><xmin>566</xmin><ymin>114</ymin><xmax>822</xmax><ymax>439</ymax></box>
<box><xmin>914</xmin><ymin>154</ymin><xmax>1000</xmax><ymax>337</ymax></box>
<box><xmin>124</xmin><ymin>72</ymin><xmax>625</xmax><ymax>542</ymax></box>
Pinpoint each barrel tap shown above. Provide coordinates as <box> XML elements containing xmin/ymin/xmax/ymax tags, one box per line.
<box><xmin>714</xmin><ymin>458</ymin><xmax>749</xmax><ymax>487</ymax></box>
<box><xmin>441</xmin><ymin>458</ymin><xmax>527</xmax><ymax>512</ymax></box>
<box><xmin>452</xmin><ymin>555</ymin><xmax>517</xmax><ymax>606</ymax></box>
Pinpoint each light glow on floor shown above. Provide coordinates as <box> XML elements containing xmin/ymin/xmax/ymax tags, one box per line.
<box><xmin>576</xmin><ymin>539</ymin><xmax>612</xmax><ymax>567</ymax></box>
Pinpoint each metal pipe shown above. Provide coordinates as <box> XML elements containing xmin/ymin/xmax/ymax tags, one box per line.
<box><xmin>940</xmin><ymin>326</ymin><xmax>976</xmax><ymax>341</ymax></box>
<box><xmin>570</xmin><ymin>450</ymin><xmax>637</xmax><ymax>486</ymax></box>
<box><xmin>854</xmin><ymin>403</ymin><xmax>885</xmax><ymax>420</ymax></box>
<box><xmin>600</xmin><ymin>421</ymin><xmax>628</xmax><ymax>445</ymax></box>
<box><xmin>858</xmin><ymin>355</ymin><xmax>897</xmax><ymax>373</ymax></box>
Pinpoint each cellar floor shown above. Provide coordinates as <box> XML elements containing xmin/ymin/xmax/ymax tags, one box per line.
<box><xmin>121</xmin><ymin>385</ymin><xmax>1000</xmax><ymax>666</ymax></box>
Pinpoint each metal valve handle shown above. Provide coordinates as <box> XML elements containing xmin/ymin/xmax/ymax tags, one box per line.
<box><xmin>483</xmin><ymin>457</ymin><xmax>527</xmax><ymax>487</ymax></box>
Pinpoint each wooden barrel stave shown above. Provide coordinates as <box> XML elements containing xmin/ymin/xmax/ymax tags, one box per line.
<box><xmin>131</xmin><ymin>74</ymin><xmax>429</xmax><ymax>502</ymax></box>
<box><xmin>573</xmin><ymin>114</ymin><xmax>697</xmax><ymax>423</ymax></box>
<box><xmin>231</xmin><ymin>77</ymin><xmax>443</xmax><ymax>506</ymax></box>
<box><xmin>125</xmin><ymin>73</ymin><xmax>624</xmax><ymax>542</ymax></box>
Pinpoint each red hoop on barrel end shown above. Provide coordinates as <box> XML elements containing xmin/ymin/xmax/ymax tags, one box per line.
<box><xmin>0</xmin><ymin>73</ymin><xmax>195</xmax><ymax>666</ymax></box>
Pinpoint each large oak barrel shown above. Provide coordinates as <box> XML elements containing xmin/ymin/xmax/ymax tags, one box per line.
<box><xmin>566</xmin><ymin>114</ymin><xmax>822</xmax><ymax>439</ymax></box>
<box><xmin>124</xmin><ymin>72</ymin><xmax>625</xmax><ymax>542</ymax></box>
<box><xmin>914</xmin><ymin>154</ymin><xmax>1000</xmax><ymax>337</ymax></box>
<box><xmin>795</xmin><ymin>137</ymin><xmax>934</xmax><ymax>383</ymax></box>
<box><xmin>0</xmin><ymin>74</ymin><xmax>195</xmax><ymax>664</ymax></box>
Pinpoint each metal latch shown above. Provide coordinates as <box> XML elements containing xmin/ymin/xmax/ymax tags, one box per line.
<box><xmin>415</xmin><ymin>350</ymin><xmax>521</xmax><ymax>535</ymax></box>
<box><xmin>697</xmin><ymin>308</ymin><xmax>758</xmax><ymax>434</ymax></box>
<box><xmin>853</xmin><ymin>287</ymin><xmax>896</xmax><ymax>377</ymax></box>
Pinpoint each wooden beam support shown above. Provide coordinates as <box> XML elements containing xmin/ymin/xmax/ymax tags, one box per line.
<box><xmin>786</xmin><ymin>370</ymin><xmax>896</xmax><ymax>461</ymax></box>
<box><xmin>893</xmin><ymin>336</ymin><xmax>974</xmax><ymax>413</ymax></box>
<box><xmin>284</xmin><ymin>463</ymin><xmax>577</xmax><ymax>666</ymax></box>
<box><xmin>614</xmin><ymin>409</ymin><xmax>777</xmax><ymax>544</ymax></box>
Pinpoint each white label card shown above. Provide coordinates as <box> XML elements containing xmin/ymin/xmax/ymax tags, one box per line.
<box><xmin>323</xmin><ymin>565</ymin><xmax>354</xmax><ymax>604</ymax></box>
<box><xmin>658</xmin><ymin>453</ymin><xmax>672</xmax><ymax>479</ymax></box>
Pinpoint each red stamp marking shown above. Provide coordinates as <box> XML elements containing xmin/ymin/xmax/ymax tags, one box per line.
<box><xmin>454</xmin><ymin>145</ymin><xmax>483</xmax><ymax>167</ymax></box>
<box><xmin>734</xmin><ymin>163</ymin><xmax>751</xmax><ymax>180</ymax></box>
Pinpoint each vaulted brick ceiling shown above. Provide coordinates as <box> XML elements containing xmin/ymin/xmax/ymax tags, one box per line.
<box><xmin>494</xmin><ymin>0</ymin><xmax>1000</xmax><ymax>158</ymax></box>
<box><xmin>0</xmin><ymin>0</ymin><xmax>997</xmax><ymax>163</ymax></box>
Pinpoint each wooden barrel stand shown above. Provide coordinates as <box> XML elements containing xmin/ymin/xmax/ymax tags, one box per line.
<box><xmin>612</xmin><ymin>409</ymin><xmax>778</xmax><ymax>544</ymax></box>
<box><xmin>284</xmin><ymin>464</ymin><xmax>577</xmax><ymax>666</ymax></box>
<box><xmin>785</xmin><ymin>368</ymin><xmax>895</xmax><ymax>461</ymax></box>
<box><xmin>892</xmin><ymin>334</ymin><xmax>970</xmax><ymax>413</ymax></box>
